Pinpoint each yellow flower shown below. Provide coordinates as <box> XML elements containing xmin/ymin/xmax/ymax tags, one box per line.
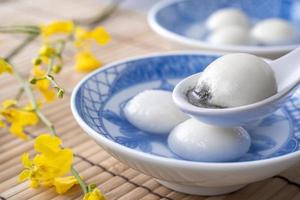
<box><xmin>83</xmin><ymin>188</ymin><xmax>106</xmax><ymax>200</ymax></box>
<box><xmin>39</xmin><ymin>45</ymin><xmax>56</xmax><ymax>57</ymax></box>
<box><xmin>36</xmin><ymin>79</ymin><xmax>56</xmax><ymax>102</ymax></box>
<box><xmin>32</xmin><ymin>67</ymin><xmax>56</xmax><ymax>102</ymax></box>
<box><xmin>74</xmin><ymin>27</ymin><xmax>110</xmax><ymax>47</ymax></box>
<box><xmin>41</xmin><ymin>20</ymin><xmax>74</xmax><ymax>38</ymax></box>
<box><xmin>74</xmin><ymin>27</ymin><xmax>89</xmax><ymax>42</ymax></box>
<box><xmin>74</xmin><ymin>51</ymin><xmax>101</xmax><ymax>72</ymax></box>
<box><xmin>0</xmin><ymin>120</ymin><xmax>5</xmax><ymax>127</ymax></box>
<box><xmin>90</xmin><ymin>27</ymin><xmax>110</xmax><ymax>45</ymax></box>
<box><xmin>19</xmin><ymin>134</ymin><xmax>77</xmax><ymax>193</ymax></box>
<box><xmin>33</xmin><ymin>134</ymin><xmax>73</xmax><ymax>177</ymax></box>
<box><xmin>0</xmin><ymin>100</ymin><xmax>38</xmax><ymax>139</ymax></box>
<box><xmin>19</xmin><ymin>153</ymin><xmax>34</xmax><ymax>182</ymax></box>
<box><xmin>73</xmin><ymin>27</ymin><xmax>109</xmax><ymax>73</ymax></box>
<box><xmin>2</xmin><ymin>99</ymin><xmax>17</xmax><ymax>108</ymax></box>
<box><xmin>0</xmin><ymin>58</ymin><xmax>12</xmax><ymax>74</ymax></box>
<box><xmin>53</xmin><ymin>176</ymin><xmax>78</xmax><ymax>194</ymax></box>
<box><xmin>34</xmin><ymin>134</ymin><xmax>61</xmax><ymax>155</ymax></box>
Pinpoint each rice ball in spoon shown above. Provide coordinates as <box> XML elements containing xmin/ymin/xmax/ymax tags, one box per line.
<box><xmin>168</xmin><ymin>118</ymin><xmax>251</xmax><ymax>162</ymax></box>
<box><xmin>206</xmin><ymin>8</ymin><xmax>249</xmax><ymax>31</ymax></box>
<box><xmin>251</xmin><ymin>18</ymin><xmax>297</xmax><ymax>45</ymax></box>
<box><xmin>207</xmin><ymin>26</ymin><xmax>254</xmax><ymax>45</ymax></box>
<box><xmin>124</xmin><ymin>90</ymin><xmax>189</xmax><ymax>134</ymax></box>
<box><xmin>188</xmin><ymin>53</ymin><xmax>277</xmax><ymax>108</ymax></box>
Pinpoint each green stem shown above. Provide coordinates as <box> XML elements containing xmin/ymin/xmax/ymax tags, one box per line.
<box><xmin>8</xmin><ymin>63</ymin><xmax>57</xmax><ymax>135</ymax></box>
<box><xmin>46</xmin><ymin>75</ymin><xmax>61</xmax><ymax>89</ymax></box>
<box><xmin>71</xmin><ymin>166</ymin><xmax>88</xmax><ymax>194</ymax></box>
<box><xmin>46</xmin><ymin>58</ymin><xmax>55</xmax><ymax>74</ymax></box>
<box><xmin>3</xmin><ymin>26</ymin><xmax>55</xmax><ymax>135</ymax></box>
<box><xmin>5</xmin><ymin>39</ymin><xmax>57</xmax><ymax>135</ymax></box>
<box><xmin>0</xmin><ymin>30</ymin><xmax>40</xmax><ymax>34</ymax></box>
<box><xmin>42</xmin><ymin>40</ymin><xmax>66</xmax><ymax>97</ymax></box>
<box><xmin>36</xmin><ymin>108</ymin><xmax>57</xmax><ymax>135</ymax></box>
<box><xmin>15</xmin><ymin>87</ymin><xmax>24</xmax><ymax>101</ymax></box>
<box><xmin>0</xmin><ymin>26</ymin><xmax>40</xmax><ymax>34</ymax></box>
<box><xmin>46</xmin><ymin>40</ymin><xmax>66</xmax><ymax>74</ymax></box>
<box><xmin>56</xmin><ymin>40</ymin><xmax>66</xmax><ymax>55</ymax></box>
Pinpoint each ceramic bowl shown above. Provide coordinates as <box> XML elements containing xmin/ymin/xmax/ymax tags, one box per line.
<box><xmin>148</xmin><ymin>0</ymin><xmax>300</xmax><ymax>56</ymax></box>
<box><xmin>71</xmin><ymin>52</ymin><xmax>300</xmax><ymax>195</ymax></box>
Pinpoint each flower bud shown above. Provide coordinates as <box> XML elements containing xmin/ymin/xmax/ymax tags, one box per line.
<box><xmin>57</xmin><ymin>89</ymin><xmax>64</xmax><ymax>98</ymax></box>
<box><xmin>32</xmin><ymin>58</ymin><xmax>42</xmax><ymax>66</ymax></box>
<box><xmin>39</xmin><ymin>45</ymin><xmax>56</xmax><ymax>57</ymax></box>
<box><xmin>52</xmin><ymin>64</ymin><xmax>62</xmax><ymax>74</ymax></box>
<box><xmin>30</xmin><ymin>78</ymin><xmax>37</xmax><ymax>84</ymax></box>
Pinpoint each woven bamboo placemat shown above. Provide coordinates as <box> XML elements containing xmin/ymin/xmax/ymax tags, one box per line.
<box><xmin>1</xmin><ymin>0</ymin><xmax>300</xmax><ymax>199</ymax></box>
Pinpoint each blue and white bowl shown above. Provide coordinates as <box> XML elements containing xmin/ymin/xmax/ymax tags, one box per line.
<box><xmin>148</xmin><ymin>0</ymin><xmax>300</xmax><ymax>55</ymax></box>
<box><xmin>71</xmin><ymin>52</ymin><xmax>300</xmax><ymax>195</ymax></box>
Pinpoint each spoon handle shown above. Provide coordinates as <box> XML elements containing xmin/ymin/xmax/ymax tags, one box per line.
<box><xmin>271</xmin><ymin>47</ymin><xmax>300</xmax><ymax>91</ymax></box>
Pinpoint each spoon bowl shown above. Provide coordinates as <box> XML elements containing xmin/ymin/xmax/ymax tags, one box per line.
<box><xmin>173</xmin><ymin>73</ymin><xmax>296</xmax><ymax>126</ymax></box>
<box><xmin>173</xmin><ymin>49</ymin><xmax>300</xmax><ymax>126</ymax></box>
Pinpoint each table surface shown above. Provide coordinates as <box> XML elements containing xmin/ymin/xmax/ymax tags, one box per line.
<box><xmin>1</xmin><ymin>0</ymin><xmax>300</xmax><ymax>200</ymax></box>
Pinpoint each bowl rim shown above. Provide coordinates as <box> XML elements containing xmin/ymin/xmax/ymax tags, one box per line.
<box><xmin>70</xmin><ymin>51</ymin><xmax>300</xmax><ymax>169</ymax></box>
<box><xmin>147</xmin><ymin>0</ymin><xmax>298</xmax><ymax>54</ymax></box>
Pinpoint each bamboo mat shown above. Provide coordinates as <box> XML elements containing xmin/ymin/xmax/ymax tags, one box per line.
<box><xmin>1</xmin><ymin>0</ymin><xmax>300</xmax><ymax>199</ymax></box>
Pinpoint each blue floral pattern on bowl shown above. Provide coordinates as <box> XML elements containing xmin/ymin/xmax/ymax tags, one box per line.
<box><xmin>74</xmin><ymin>54</ymin><xmax>300</xmax><ymax>162</ymax></box>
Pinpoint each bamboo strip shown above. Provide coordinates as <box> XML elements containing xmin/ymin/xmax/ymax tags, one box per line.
<box><xmin>0</xmin><ymin>99</ymin><xmax>72</xmax><ymax>145</ymax></box>
<box><xmin>69</xmin><ymin>165</ymin><xmax>141</xmax><ymax>200</ymax></box>
<box><xmin>117</xmin><ymin>178</ymin><xmax>160</xmax><ymax>200</ymax></box>
<box><xmin>165</xmin><ymin>191</ymin><xmax>188</xmax><ymax>200</ymax></box>
<box><xmin>246</xmin><ymin>178</ymin><xmax>287</xmax><ymax>200</ymax></box>
<box><xmin>0</xmin><ymin>134</ymin><xmax>15</xmax><ymax>146</ymax></box>
<box><xmin>291</xmin><ymin>192</ymin><xmax>300</xmax><ymax>200</ymax></box>
<box><xmin>268</xmin><ymin>184</ymin><xmax>299</xmax><ymax>200</ymax></box>
<box><xmin>140</xmin><ymin>195</ymin><xmax>161</xmax><ymax>200</ymax></box>
<box><xmin>152</xmin><ymin>186</ymin><xmax>172</xmax><ymax>198</ymax></box>
<box><xmin>205</xmin><ymin>196</ymin><xmax>225</xmax><ymax>200</ymax></box>
<box><xmin>182</xmin><ymin>196</ymin><xmax>205</xmax><ymax>200</ymax></box>
<box><xmin>104</xmin><ymin>174</ymin><xmax>152</xmax><ymax>200</ymax></box>
<box><xmin>62</xmin><ymin>162</ymin><xmax>139</xmax><ymax>198</ymax></box>
<box><xmin>222</xmin><ymin>179</ymin><xmax>269</xmax><ymax>200</ymax></box>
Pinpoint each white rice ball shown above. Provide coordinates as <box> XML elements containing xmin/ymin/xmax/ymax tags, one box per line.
<box><xmin>124</xmin><ymin>90</ymin><xmax>188</xmax><ymax>134</ymax></box>
<box><xmin>251</xmin><ymin>18</ymin><xmax>297</xmax><ymax>45</ymax></box>
<box><xmin>168</xmin><ymin>118</ymin><xmax>251</xmax><ymax>162</ymax></box>
<box><xmin>207</xmin><ymin>26</ymin><xmax>254</xmax><ymax>45</ymax></box>
<box><xmin>191</xmin><ymin>53</ymin><xmax>277</xmax><ymax>107</ymax></box>
<box><xmin>206</xmin><ymin>8</ymin><xmax>249</xmax><ymax>31</ymax></box>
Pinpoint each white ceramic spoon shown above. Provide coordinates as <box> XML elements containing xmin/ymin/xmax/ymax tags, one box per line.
<box><xmin>173</xmin><ymin>48</ymin><xmax>300</xmax><ymax>126</ymax></box>
<box><xmin>272</xmin><ymin>47</ymin><xmax>300</xmax><ymax>91</ymax></box>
